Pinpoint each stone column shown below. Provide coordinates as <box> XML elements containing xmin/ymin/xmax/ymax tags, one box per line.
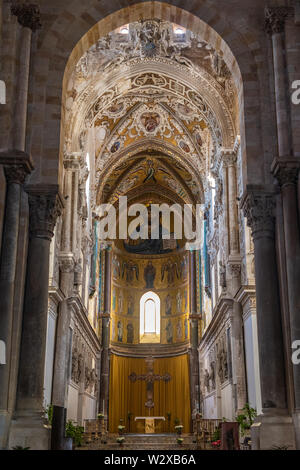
<box><xmin>10</xmin><ymin>3</ymin><xmax>41</xmax><ymax>151</ymax></box>
<box><xmin>0</xmin><ymin>151</ymin><xmax>33</xmax><ymax>449</ymax></box>
<box><xmin>99</xmin><ymin>246</ymin><xmax>112</xmax><ymax>427</ymax></box>
<box><xmin>243</xmin><ymin>186</ymin><xmax>295</xmax><ymax>449</ymax></box>
<box><xmin>266</xmin><ymin>7</ymin><xmax>300</xmax><ymax>448</ymax></box>
<box><xmin>189</xmin><ymin>250</ymin><xmax>200</xmax><ymax>419</ymax></box>
<box><xmin>272</xmin><ymin>160</ymin><xmax>300</xmax><ymax>447</ymax></box>
<box><xmin>228</xmin><ymin>264</ymin><xmax>247</xmax><ymax>414</ymax></box>
<box><xmin>265</xmin><ymin>7</ymin><xmax>292</xmax><ymax>158</ymax></box>
<box><xmin>223</xmin><ymin>152</ymin><xmax>239</xmax><ymax>255</ymax></box>
<box><xmin>10</xmin><ymin>187</ymin><xmax>62</xmax><ymax>450</ymax></box>
<box><xmin>51</xmin><ymin>254</ymin><xmax>74</xmax><ymax>450</ymax></box>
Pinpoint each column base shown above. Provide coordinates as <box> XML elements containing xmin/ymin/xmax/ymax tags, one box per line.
<box><xmin>293</xmin><ymin>411</ymin><xmax>300</xmax><ymax>450</ymax></box>
<box><xmin>0</xmin><ymin>410</ymin><xmax>11</xmax><ymax>449</ymax></box>
<box><xmin>251</xmin><ymin>411</ymin><xmax>296</xmax><ymax>450</ymax></box>
<box><xmin>8</xmin><ymin>411</ymin><xmax>51</xmax><ymax>450</ymax></box>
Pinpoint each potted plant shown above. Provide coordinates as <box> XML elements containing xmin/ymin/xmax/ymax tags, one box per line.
<box><xmin>236</xmin><ymin>403</ymin><xmax>257</xmax><ymax>438</ymax></box>
<box><xmin>97</xmin><ymin>413</ymin><xmax>104</xmax><ymax>420</ymax></box>
<box><xmin>118</xmin><ymin>424</ymin><xmax>126</xmax><ymax>435</ymax></box>
<box><xmin>116</xmin><ymin>436</ymin><xmax>125</xmax><ymax>446</ymax></box>
<box><xmin>175</xmin><ymin>424</ymin><xmax>184</xmax><ymax>435</ymax></box>
<box><xmin>65</xmin><ymin>420</ymin><xmax>84</xmax><ymax>448</ymax></box>
<box><xmin>177</xmin><ymin>437</ymin><xmax>184</xmax><ymax>445</ymax></box>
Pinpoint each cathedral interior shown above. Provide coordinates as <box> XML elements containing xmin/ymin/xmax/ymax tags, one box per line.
<box><xmin>0</xmin><ymin>0</ymin><xmax>300</xmax><ymax>452</ymax></box>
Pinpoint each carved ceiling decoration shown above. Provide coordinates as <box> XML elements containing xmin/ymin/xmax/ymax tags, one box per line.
<box><xmin>65</xmin><ymin>19</ymin><xmax>239</xmax><ymax>214</ymax></box>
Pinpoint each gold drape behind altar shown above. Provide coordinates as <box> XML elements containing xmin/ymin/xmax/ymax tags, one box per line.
<box><xmin>109</xmin><ymin>354</ymin><xmax>191</xmax><ymax>433</ymax></box>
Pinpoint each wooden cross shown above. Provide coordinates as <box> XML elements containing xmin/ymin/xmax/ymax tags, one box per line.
<box><xmin>129</xmin><ymin>356</ymin><xmax>171</xmax><ymax>409</ymax></box>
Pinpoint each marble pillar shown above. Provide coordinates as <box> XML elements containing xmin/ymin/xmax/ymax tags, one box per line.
<box><xmin>0</xmin><ymin>152</ymin><xmax>33</xmax><ymax>449</ymax></box>
<box><xmin>243</xmin><ymin>186</ymin><xmax>295</xmax><ymax>449</ymax></box>
<box><xmin>99</xmin><ymin>247</ymin><xmax>112</xmax><ymax>427</ymax></box>
<box><xmin>228</xmin><ymin>264</ymin><xmax>247</xmax><ymax>414</ymax></box>
<box><xmin>266</xmin><ymin>7</ymin><xmax>300</xmax><ymax>448</ymax></box>
<box><xmin>272</xmin><ymin>160</ymin><xmax>300</xmax><ymax>447</ymax></box>
<box><xmin>223</xmin><ymin>153</ymin><xmax>239</xmax><ymax>255</ymax></box>
<box><xmin>189</xmin><ymin>250</ymin><xmax>200</xmax><ymax>417</ymax></box>
<box><xmin>51</xmin><ymin>255</ymin><xmax>74</xmax><ymax>450</ymax></box>
<box><xmin>9</xmin><ymin>187</ymin><xmax>62</xmax><ymax>450</ymax></box>
<box><xmin>10</xmin><ymin>4</ymin><xmax>41</xmax><ymax>150</ymax></box>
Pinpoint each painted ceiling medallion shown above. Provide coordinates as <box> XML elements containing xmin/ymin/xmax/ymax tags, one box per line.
<box><xmin>140</xmin><ymin>112</ymin><xmax>161</xmax><ymax>133</ymax></box>
<box><xmin>179</xmin><ymin>141</ymin><xmax>190</xmax><ymax>153</ymax></box>
<box><xmin>111</xmin><ymin>141</ymin><xmax>121</xmax><ymax>153</ymax></box>
<box><xmin>176</xmin><ymin>103</ymin><xmax>194</xmax><ymax>117</ymax></box>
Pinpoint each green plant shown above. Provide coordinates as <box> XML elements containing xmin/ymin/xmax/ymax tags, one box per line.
<box><xmin>116</xmin><ymin>437</ymin><xmax>125</xmax><ymax>445</ymax></box>
<box><xmin>65</xmin><ymin>420</ymin><xmax>84</xmax><ymax>447</ymax></box>
<box><xmin>12</xmin><ymin>446</ymin><xmax>30</xmax><ymax>450</ymax></box>
<box><xmin>175</xmin><ymin>424</ymin><xmax>184</xmax><ymax>435</ymax></box>
<box><xmin>45</xmin><ymin>404</ymin><xmax>53</xmax><ymax>426</ymax></box>
<box><xmin>177</xmin><ymin>438</ymin><xmax>184</xmax><ymax>445</ymax></box>
<box><xmin>211</xmin><ymin>427</ymin><xmax>221</xmax><ymax>442</ymax></box>
<box><xmin>236</xmin><ymin>404</ymin><xmax>257</xmax><ymax>436</ymax></box>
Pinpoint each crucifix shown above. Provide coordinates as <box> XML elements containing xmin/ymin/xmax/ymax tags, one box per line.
<box><xmin>129</xmin><ymin>356</ymin><xmax>171</xmax><ymax>411</ymax></box>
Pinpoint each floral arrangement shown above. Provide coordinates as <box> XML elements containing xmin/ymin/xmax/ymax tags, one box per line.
<box><xmin>118</xmin><ymin>425</ymin><xmax>126</xmax><ymax>434</ymax></box>
<box><xmin>175</xmin><ymin>425</ymin><xmax>184</xmax><ymax>434</ymax></box>
<box><xmin>97</xmin><ymin>413</ymin><xmax>104</xmax><ymax>419</ymax></box>
<box><xmin>177</xmin><ymin>438</ymin><xmax>184</xmax><ymax>445</ymax></box>
<box><xmin>116</xmin><ymin>437</ymin><xmax>125</xmax><ymax>445</ymax></box>
<box><xmin>211</xmin><ymin>440</ymin><xmax>221</xmax><ymax>449</ymax></box>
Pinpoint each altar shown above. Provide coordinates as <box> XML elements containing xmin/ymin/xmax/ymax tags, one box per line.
<box><xmin>135</xmin><ymin>416</ymin><xmax>166</xmax><ymax>434</ymax></box>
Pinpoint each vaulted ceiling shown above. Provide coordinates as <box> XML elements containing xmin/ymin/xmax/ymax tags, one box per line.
<box><xmin>64</xmin><ymin>19</ymin><xmax>238</xmax><ymax>211</ymax></box>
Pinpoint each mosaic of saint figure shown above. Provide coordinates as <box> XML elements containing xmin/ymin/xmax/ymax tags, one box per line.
<box><xmin>176</xmin><ymin>320</ymin><xmax>182</xmax><ymax>341</ymax></box>
<box><xmin>144</xmin><ymin>261</ymin><xmax>156</xmax><ymax>288</ymax></box>
<box><xmin>117</xmin><ymin>321</ymin><xmax>123</xmax><ymax>342</ymax></box>
<box><xmin>127</xmin><ymin>322</ymin><xmax>134</xmax><ymax>344</ymax></box>
<box><xmin>184</xmin><ymin>290</ymin><xmax>188</xmax><ymax>311</ymax></box>
<box><xmin>184</xmin><ymin>318</ymin><xmax>188</xmax><ymax>340</ymax></box>
<box><xmin>166</xmin><ymin>320</ymin><xmax>173</xmax><ymax>344</ymax></box>
<box><xmin>176</xmin><ymin>291</ymin><xmax>182</xmax><ymax>313</ymax></box>
<box><xmin>118</xmin><ymin>291</ymin><xmax>123</xmax><ymax>314</ymax></box>
<box><xmin>127</xmin><ymin>295</ymin><xmax>134</xmax><ymax>316</ymax></box>
<box><xmin>165</xmin><ymin>294</ymin><xmax>172</xmax><ymax>316</ymax></box>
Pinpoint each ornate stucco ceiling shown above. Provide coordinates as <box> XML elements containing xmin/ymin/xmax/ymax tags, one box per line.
<box><xmin>65</xmin><ymin>19</ymin><xmax>238</xmax><ymax>211</ymax></box>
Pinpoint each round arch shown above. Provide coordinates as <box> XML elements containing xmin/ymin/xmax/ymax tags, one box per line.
<box><xmin>26</xmin><ymin>0</ymin><xmax>267</xmax><ymax>190</ymax></box>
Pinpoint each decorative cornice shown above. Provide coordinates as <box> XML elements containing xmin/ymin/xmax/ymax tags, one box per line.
<box><xmin>26</xmin><ymin>186</ymin><xmax>63</xmax><ymax>241</ymax></box>
<box><xmin>265</xmin><ymin>7</ymin><xmax>293</xmax><ymax>35</ymax></box>
<box><xmin>271</xmin><ymin>158</ymin><xmax>300</xmax><ymax>188</ymax></box>
<box><xmin>241</xmin><ymin>186</ymin><xmax>278</xmax><ymax>239</ymax></box>
<box><xmin>11</xmin><ymin>3</ymin><xmax>41</xmax><ymax>32</ymax></box>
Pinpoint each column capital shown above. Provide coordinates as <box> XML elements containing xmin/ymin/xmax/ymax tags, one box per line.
<box><xmin>222</xmin><ymin>151</ymin><xmax>237</xmax><ymax>168</ymax></box>
<box><xmin>265</xmin><ymin>7</ymin><xmax>293</xmax><ymax>35</ymax></box>
<box><xmin>0</xmin><ymin>150</ymin><xmax>34</xmax><ymax>184</ymax></box>
<box><xmin>241</xmin><ymin>186</ymin><xmax>278</xmax><ymax>239</ymax></box>
<box><xmin>11</xmin><ymin>3</ymin><xmax>42</xmax><ymax>32</ymax></box>
<box><xmin>63</xmin><ymin>152</ymin><xmax>81</xmax><ymax>170</ymax></box>
<box><xmin>271</xmin><ymin>158</ymin><xmax>300</xmax><ymax>188</ymax></box>
<box><xmin>228</xmin><ymin>263</ymin><xmax>241</xmax><ymax>278</ymax></box>
<box><xmin>26</xmin><ymin>186</ymin><xmax>64</xmax><ymax>241</ymax></box>
<box><xmin>59</xmin><ymin>253</ymin><xmax>75</xmax><ymax>274</ymax></box>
